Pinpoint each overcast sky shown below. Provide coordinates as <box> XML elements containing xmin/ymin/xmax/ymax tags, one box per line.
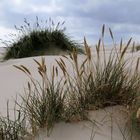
<box><xmin>0</xmin><ymin>0</ymin><xmax>140</xmax><ymax>46</ymax></box>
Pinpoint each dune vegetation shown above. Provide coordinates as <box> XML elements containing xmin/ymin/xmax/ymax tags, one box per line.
<box><xmin>0</xmin><ymin>25</ymin><xmax>139</xmax><ymax>140</ymax></box>
<box><xmin>2</xmin><ymin>17</ymin><xmax>82</xmax><ymax>60</ymax></box>
<box><xmin>136</xmin><ymin>45</ymin><xmax>140</xmax><ymax>52</ymax></box>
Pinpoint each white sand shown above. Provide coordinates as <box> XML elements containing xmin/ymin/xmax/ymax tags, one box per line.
<box><xmin>35</xmin><ymin>105</ymin><xmax>137</xmax><ymax>140</ymax></box>
<box><xmin>0</xmin><ymin>48</ymin><xmax>139</xmax><ymax>140</ymax></box>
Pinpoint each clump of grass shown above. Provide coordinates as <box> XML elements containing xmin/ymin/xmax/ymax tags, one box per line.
<box><xmin>57</xmin><ymin>26</ymin><xmax>140</xmax><ymax>113</ymax></box>
<box><xmin>14</xmin><ymin>57</ymin><xmax>66</xmax><ymax>136</ymax></box>
<box><xmin>131</xmin><ymin>44</ymin><xmax>140</xmax><ymax>52</ymax></box>
<box><xmin>3</xmin><ymin>17</ymin><xmax>81</xmax><ymax>60</ymax></box>
<box><xmin>135</xmin><ymin>45</ymin><xmax>140</xmax><ymax>52</ymax></box>
<box><xmin>55</xmin><ymin>50</ymin><xmax>89</xmax><ymax>122</ymax></box>
<box><xmin>129</xmin><ymin>93</ymin><xmax>140</xmax><ymax>135</ymax></box>
<box><xmin>134</xmin><ymin>109</ymin><xmax>140</xmax><ymax>134</ymax></box>
<box><xmin>0</xmin><ymin>101</ymin><xmax>28</xmax><ymax>140</ymax></box>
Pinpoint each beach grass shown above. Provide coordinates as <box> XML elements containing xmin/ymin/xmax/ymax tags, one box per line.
<box><xmin>0</xmin><ymin>25</ymin><xmax>139</xmax><ymax>139</ymax></box>
<box><xmin>0</xmin><ymin>101</ymin><xmax>28</xmax><ymax>140</ymax></box>
<box><xmin>14</xmin><ymin>57</ymin><xmax>66</xmax><ymax>136</ymax></box>
<box><xmin>13</xmin><ymin>28</ymin><xmax>140</xmax><ymax>138</ymax></box>
<box><xmin>56</xmin><ymin>26</ymin><xmax>139</xmax><ymax>112</ymax></box>
<box><xmin>3</xmin><ymin>17</ymin><xmax>82</xmax><ymax>60</ymax></box>
<box><xmin>136</xmin><ymin>45</ymin><xmax>140</xmax><ymax>52</ymax></box>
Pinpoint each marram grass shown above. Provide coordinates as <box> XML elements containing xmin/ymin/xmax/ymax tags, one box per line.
<box><xmin>3</xmin><ymin>17</ymin><xmax>82</xmax><ymax>60</ymax></box>
<box><xmin>14</xmin><ymin>57</ymin><xmax>66</xmax><ymax>136</ymax></box>
<box><xmin>0</xmin><ymin>25</ymin><xmax>139</xmax><ymax>139</ymax></box>
<box><xmin>0</xmin><ymin>101</ymin><xmax>29</xmax><ymax>140</ymax></box>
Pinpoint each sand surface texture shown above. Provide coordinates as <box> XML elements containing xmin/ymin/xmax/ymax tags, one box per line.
<box><xmin>0</xmin><ymin>47</ymin><xmax>139</xmax><ymax>140</ymax></box>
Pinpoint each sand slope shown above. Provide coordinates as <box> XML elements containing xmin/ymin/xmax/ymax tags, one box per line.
<box><xmin>35</xmin><ymin>106</ymin><xmax>136</xmax><ymax>140</ymax></box>
<box><xmin>0</xmin><ymin>48</ymin><xmax>139</xmax><ymax>140</ymax></box>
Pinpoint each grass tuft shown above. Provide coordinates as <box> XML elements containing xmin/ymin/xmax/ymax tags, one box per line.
<box><xmin>3</xmin><ymin>17</ymin><xmax>82</xmax><ymax>60</ymax></box>
<box><xmin>0</xmin><ymin>101</ymin><xmax>28</xmax><ymax>140</ymax></box>
<box><xmin>15</xmin><ymin>58</ymin><xmax>66</xmax><ymax>136</ymax></box>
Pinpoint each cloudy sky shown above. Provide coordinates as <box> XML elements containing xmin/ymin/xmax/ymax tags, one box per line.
<box><xmin>0</xmin><ymin>0</ymin><xmax>140</xmax><ymax>46</ymax></box>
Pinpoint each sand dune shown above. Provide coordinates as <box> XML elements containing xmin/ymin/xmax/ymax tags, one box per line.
<box><xmin>0</xmin><ymin>48</ymin><xmax>139</xmax><ymax>140</ymax></box>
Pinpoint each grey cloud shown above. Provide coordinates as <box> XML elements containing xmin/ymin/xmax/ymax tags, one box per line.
<box><xmin>0</xmin><ymin>0</ymin><xmax>140</xmax><ymax>44</ymax></box>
